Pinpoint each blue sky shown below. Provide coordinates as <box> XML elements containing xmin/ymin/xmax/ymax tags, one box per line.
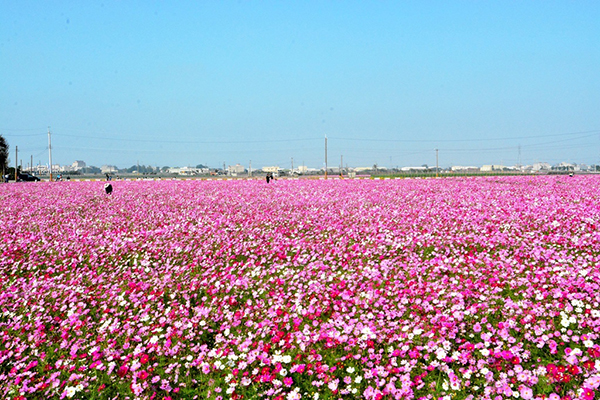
<box><xmin>1</xmin><ymin>1</ymin><xmax>599</xmax><ymax>169</ymax></box>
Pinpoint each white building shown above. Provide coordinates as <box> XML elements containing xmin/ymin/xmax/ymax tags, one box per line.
<box><xmin>401</xmin><ymin>166</ymin><xmax>428</xmax><ymax>172</ymax></box>
<box><xmin>167</xmin><ymin>166</ymin><xmax>204</xmax><ymax>175</ymax></box>
<box><xmin>59</xmin><ymin>165</ymin><xmax>76</xmax><ymax>172</ymax></box>
<box><xmin>101</xmin><ymin>165</ymin><xmax>118</xmax><ymax>174</ymax></box>
<box><xmin>32</xmin><ymin>165</ymin><xmax>49</xmax><ymax>174</ymax></box>
<box><xmin>72</xmin><ymin>160</ymin><xmax>86</xmax><ymax>170</ymax></box>
<box><xmin>480</xmin><ymin>165</ymin><xmax>507</xmax><ymax>172</ymax></box>
<box><xmin>451</xmin><ymin>166</ymin><xmax>479</xmax><ymax>172</ymax></box>
<box><xmin>262</xmin><ymin>166</ymin><xmax>281</xmax><ymax>173</ymax></box>
<box><xmin>553</xmin><ymin>162</ymin><xmax>576</xmax><ymax>171</ymax></box>
<box><xmin>532</xmin><ymin>162</ymin><xmax>551</xmax><ymax>172</ymax></box>
<box><xmin>354</xmin><ymin>167</ymin><xmax>373</xmax><ymax>173</ymax></box>
<box><xmin>228</xmin><ymin>164</ymin><xmax>245</xmax><ymax>175</ymax></box>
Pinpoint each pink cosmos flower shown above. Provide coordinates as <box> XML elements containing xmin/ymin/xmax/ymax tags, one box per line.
<box><xmin>3</xmin><ymin>177</ymin><xmax>600</xmax><ymax>398</ymax></box>
<box><xmin>581</xmin><ymin>388</ymin><xmax>595</xmax><ymax>400</ymax></box>
<box><xmin>328</xmin><ymin>379</ymin><xmax>339</xmax><ymax>391</ymax></box>
<box><xmin>519</xmin><ymin>385</ymin><xmax>533</xmax><ymax>400</ymax></box>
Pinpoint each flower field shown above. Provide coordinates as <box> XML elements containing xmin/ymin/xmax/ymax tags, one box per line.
<box><xmin>1</xmin><ymin>176</ymin><xmax>600</xmax><ymax>400</ymax></box>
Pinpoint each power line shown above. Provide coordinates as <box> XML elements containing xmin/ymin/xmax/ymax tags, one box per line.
<box><xmin>1</xmin><ymin>129</ymin><xmax>322</xmax><ymax>144</ymax></box>
<box><xmin>4</xmin><ymin>126</ymin><xmax>598</xmax><ymax>167</ymax></box>
<box><xmin>0</xmin><ymin>127</ymin><xmax>46</xmax><ymax>132</ymax></box>
<box><xmin>55</xmin><ymin>133</ymin><xmax>322</xmax><ymax>144</ymax></box>
<box><xmin>56</xmin><ymin>145</ymin><xmax>325</xmax><ymax>154</ymax></box>
<box><xmin>1</xmin><ymin>132</ymin><xmax>47</xmax><ymax>137</ymax></box>
<box><xmin>329</xmin><ymin>129</ymin><xmax>600</xmax><ymax>143</ymax></box>
<box><xmin>439</xmin><ymin>132</ymin><xmax>598</xmax><ymax>153</ymax></box>
<box><xmin>5</xmin><ymin>128</ymin><xmax>598</xmax><ymax>144</ymax></box>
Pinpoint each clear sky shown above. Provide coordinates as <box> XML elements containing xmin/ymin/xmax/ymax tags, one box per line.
<box><xmin>1</xmin><ymin>1</ymin><xmax>599</xmax><ymax>170</ymax></box>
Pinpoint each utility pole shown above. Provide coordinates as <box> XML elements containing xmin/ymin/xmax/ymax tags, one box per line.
<box><xmin>249</xmin><ymin>160</ymin><xmax>252</xmax><ymax>177</ymax></box>
<box><xmin>325</xmin><ymin>135</ymin><xmax>328</xmax><ymax>180</ymax></box>
<box><xmin>341</xmin><ymin>155</ymin><xmax>343</xmax><ymax>176</ymax></box>
<box><xmin>48</xmin><ymin>127</ymin><xmax>53</xmax><ymax>182</ymax></box>
<box><xmin>435</xmin><ymin>148</ymin><xmax>439</xmax><ymax>178</ymax></box>
<box><xmin>291</xmin><ymin>157</ymin><xmax>294</xmax><ymax>176</ymax></box>
<box><xmin>15</xmin><ymin>145</ymin><xmax>18</xmax><ymax>180</ymax></box>
<box><xmin>30</xmin><ymin>155</ymin><xmax>33</xmax><ymax>173</ymax></box>
<box><xmin>223</xmin><ymin>161</ymin><xmax>226</xmax><ymax>176</ymax></box>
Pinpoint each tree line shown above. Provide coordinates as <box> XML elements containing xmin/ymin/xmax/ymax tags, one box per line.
<box><xmin>1</xmin><ymin>134</ymin><xmax>9</xmax><ymax>177</ymax></box>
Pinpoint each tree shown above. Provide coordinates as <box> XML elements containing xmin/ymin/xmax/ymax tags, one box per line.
<box><xmin>123</xmin><ymin>164</ymin><xmax>155</xmax><ymax>174</ymax></box>
<box><xmin>0</xmin><ymin>134</ymin><xmax>8</xmax><ymax>175</ymax></box>
<box><xmin>82</xmin><ymin>166</ymin><xmax>101</xmax><ymax>174</ymax></box>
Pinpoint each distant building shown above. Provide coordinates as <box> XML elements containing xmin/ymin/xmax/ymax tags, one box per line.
<box><xmin>32</xmin><ymin>165</ymin><xmax>49</xmax><ymax>174</ymax></box>
<box><xmin>59</xmin><ymin>165</ymin><xmax>76</xmax><ymax>172</ymax></box>
<box><xmin>451</xmin><ymin>166</ymin><xmax>479</xmax><ymax>172</ymax></box>
<box><xmin>167</xmin><ymin>166</ymin><xmax>204</xmax><ymax>175</ymax></box>
<box><xmin>552</xmin><ymin>162</ymin><xmax>575</xmax><ymax>171</ymax></box>
<box><xmin>480</xmin><ymin>165</ymin><xmax>508</xmax><ymax>172</ymax></box>
<box><xmin>101</xmin><ymin>165</ymin><xmax>118</xmax><ymax>174</ymax></box>
<box><xmin>353</xmin><ymin>167</ymin><xmax>372</xmax><ymax>173</ymax></box>
<box><xmin>400</xmin><ymin>166</ymin><xmax>428</xmax><ymax>172</ymax></box>
<box><xmin>72</xmin><ymin>160</ymin><xmax>86</xmax><ymax>170</ymax></box>
<box><xmin>228</xmin><ymin>164</ymin><xmax>245</xmax><ymax>175</ymax></box>
<box><xmin>262</xmin><ymin>166</ymin><xmax>281</xmax><ymax>173</ymax></box>
<box><xmin>532</xmin><ymin>162</ymin><xmax>551</xmax><ymax>172</ymax></box>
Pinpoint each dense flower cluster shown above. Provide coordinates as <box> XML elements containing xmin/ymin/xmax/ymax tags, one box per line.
<box><xmin>1</xmin><ymin>176</ymin><xmax>600</xmax><ymax>400</ymax></box>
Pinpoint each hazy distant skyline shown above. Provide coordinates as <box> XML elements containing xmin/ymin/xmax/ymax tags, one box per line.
<box><xmin>2</xmin><ymin>1</ymin><xmax>599</xmax><ymax>169</ymax></box>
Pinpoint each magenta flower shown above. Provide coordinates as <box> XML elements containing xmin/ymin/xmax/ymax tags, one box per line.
<box><xmin>519</xmin><ymin>385</ymin><xmax>533</xmax><ymax>400</ymax></box>
<box><xmin>1</xmin><ymin>177</ymin><xmax>600</xmax><ymax>398</ymax></box>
